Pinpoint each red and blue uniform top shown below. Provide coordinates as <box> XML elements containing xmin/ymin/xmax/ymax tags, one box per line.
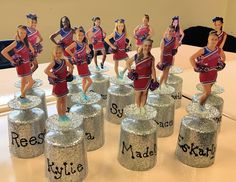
<box><xmin>135</xmin><ymin>25</ymin><xmax>150</xmax><ymax>46</ymax></box>
<box><xmin>161</xmin><ymin>37</ymin><xmax>176</xmax><ymax>65</ymax></box>
<box><xmin>92</xmin><ymin>26</ymin><xmax>105</xmax><ymax>51</ymax></box>
<box><xmin>113</xmin><ymin>31</ymin><xmax>128</xmax><ymax>61</ymax></box>
<box><xmin>26</xmin><ymin>27</ymin><xmax>40</xmax><ymax>46</ymax></box>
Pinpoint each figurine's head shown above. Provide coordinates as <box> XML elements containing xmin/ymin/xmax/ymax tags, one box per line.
<box><xmin>172</xmin><ymin>16</ymin><xmax>179</xmax><ymax>27</ymax></box>
<box><xmin>167</xmin><ymin>25</ymin><xmax>175</xmax><ymax>37</ymax></box>
<box><xmin>75</xmin><ymin>26</ymin><xmax>87</xmax><ymax>43</ymax></box>
<box><xmin>16</xmin><ymin>25</ymin><xmax>29</xmax><ymax>47</ymax></box>
<box><xmin>92</xmin><ymin>16</ymin><xmax>101</xmax><ymax>26</ymax></box>
<box><xmin>53</xmin><ymin>45</ymin><xmax>63</xmax><ymax>60</ymax></box>
<box><xmin>60</xmin><ymin>16</ymin><xmax>71</xmax><ymax>29</ymax></box>
<box><xmin>142</xmin><ymin>39</ymin><xmax>153</xmax><ymax>53</ymax></box>
<box><xmin>26</xmin><ymin>13</ymin><xmax>37</xmax><ymax>28</ymax></box>
<box><xmin>142</xmin><ymin>14</ymin><xmax>149</xmax><ymax>25</ymax></box>
<box><xmin>115</xmin><ymin>19</ymin><xmax>126</xmax><ymax>33</ymax></box>
<box><xmin>208</xmin><ymin>30</ymin><xmax>219</xmax><ymax>47</ymax></box>
<box><xmin>212</xmin><ymin>17</ymin><xmax>224</xmax><ymax>31</ymax></box>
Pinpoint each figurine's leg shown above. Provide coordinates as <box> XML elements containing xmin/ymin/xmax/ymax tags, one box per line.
<box><xmin>140</xmin><ymin>90</ymin><xmax>148</xmax><ymax>107</ymax></box>
<box><xmin>21</xmin><ymin>75</ymin><xmax>34</xmax><ymax>97</ymax></box>
<box><xmin>135</xmin><ymin>91</ymin><xmax>142</xmax><ymax>108</ymax></box>
<box><xmin>160</xmin><ymin>67</ymin><xmax>170</xmax><ymax>85</ymax></box>
<box><xmin>101</xmin><ymin>49</ymin><xmax>106</xmax><ymax>64</ymax></box>
<box><xmin>56</xmin><ymin>97</ymin><xmax>63</xmax><ymax>116</ymax></box>
<box><xmin>31</xmin><ymin>59</ymin><xmax>39</xmax><ymax>73</ymax></box>
<box><xmin>84</xmin><ymin>77</ymin><xmax>93</xmax><ymax>94</ymax></box>
<box><xmin>82</xmin><ymin>78</ymin><xmax>86</xmax><ymax>93</ymax></box>
<box><xmin>199</xmin><ymin>83</ymin><xmax>212</xmax><ymax>105</ymax></box>
<box><xmin>114</xmin><ymin>61</ymin><xmax>119</xmax><ymax>78</ymax></box>
<box><xmin>20</xmin><ymin>76</ymin><xmax>27</xmax><ymax>97</ymax></box>
<box><xmin>61</xmin><ymin>95</ymin><xmax>67</xmax><ymax>116</ymax></box>
<box><xmin>94</xmin><ymin>50</ymin><xmax>98</xmax><ymax>67</ymax></box>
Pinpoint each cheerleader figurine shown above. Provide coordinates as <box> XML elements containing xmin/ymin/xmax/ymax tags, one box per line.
<box><xmin>157</xmin><ymin>25</ymin><xmax>178</xmax><ymax>86</ymax></box>
<box><xmin>126</xmin><ymin>39</ymin><xmax>157</xmax><ymax>114</ymax></box>
<box><xmin>26</xmin><ymin>13</ymin><xmax>43</xmax><ymax>73</ymax></box>
<box><xmin>105</xmin><ymin>19</ymin><xmax>131</xmax><ymax>79</ymax></box>
<box><xmin>66</xmin><ymin>26</ymin><xmax>93</xmax><ymax>100</ymax></box>
<box><xmin>212</xmin><ymin>17</ymin><xmax>227</xmax><ymax>49</ymax></box>
<box><xmin>170</xmin><ymin>16</ymin><xmax>184</xmax><ymax>49</ymax></box>
<box><xmin>1</xmin><ymin>25</ymin><xmax>35</xmax><ymax>104</ymax></box>
<box><xmin>50</xmin><ymin>16</ymin><xmax>75</xmax><ymax>58</ymax></box>
<box><xmin>86</xmin><ymin>17</ymin><xmax>106</xmax><ymax>70</ymax></box>
<box><xmin>190</xmin><ymin>30</ymin><xmax>226</xmax><ymax>108</ymax></box>
<box><xmin>133</xmin><ymin>14</ymin><xmax>153</xmax><ymax>50</ymax></box>
<box><xmin>44</xmin><ymin>46</ymin><xmax>73</xmax><ymax>122</ymax></box>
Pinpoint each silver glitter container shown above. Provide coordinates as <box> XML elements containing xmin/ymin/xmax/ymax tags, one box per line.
<box><xmin>45</xmin><ymin>114</ymin><xmax>87</xmax><ymax>182</ymax></box>
<box><xmin>67</xmin><ymin>76</ymin><xmax>82</xmax><ymax>110</ymax></box>
<box><xmin>147</xmin><ymin>93</ymin><xmax>175</xmax><ymax>137</ymax></box>
<box><xmin>118</xmin><ymin>105</ymin><xmax>157</xmax><ymax>171</ymax></box>
<box><xmin>71</xmin><ymin>92</ymin><xmax>104</xmax><ymax>151</ymax></box>
<box><xmin>106</xmin><ymin>76</ymin><xmax>135</xmax><ymax>124</ymax></box>
<box><xmin>15</xmin><ymin>79</ymin><xmax>48</xmax><ymax>119</ymax></box>
<box><xmin>167</xmin><ymin>74</ymin><xmax>183</xmax><ymax>109</ymax></box>
<box><xmin>8</xmin><ymin>96</ymin><xmax>45</xmax><ymax>158</ymax></box>
<box><xmin>175</xmin><ymin>115</ymin><xmax>218</xmax><ymax>168</ymax></box>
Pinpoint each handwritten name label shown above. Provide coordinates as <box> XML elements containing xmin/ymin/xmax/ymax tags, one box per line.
<box><xmin>171</xmin><ymin>92</ymin><xmax>182</xmax><ymax>100</ymax></box>
<box><xmin>121</xmin><ymin>141</ymin><xmax>157</xmax><ymax>159</ymax></box>
<box><xmin>110</xmin><ymin>103</ymin><xmax>123</xmax><ymax>118</ymax></box>
<box><xmin>85</xmin><ymin>132</ymin><xmax>95</xmax><ymax>140</ymax></box>
<box><xmin>154</xmin><ymin>120</ymin><xmax>173</xmax><ymax>128</ymax></box>
<box><xmin>177</xmin><ymin>134</ymin><xmax>216</xmax><ymax>159</ymax></box>
<box><xmin>11</xmin><ymin>130</ymin><xmax>45</xmax><ymax>148</ymax></box>
<box><xmin>47</xmin><ymin>158</ymin><xmax>84</xmax><ymax>180</ymax></box>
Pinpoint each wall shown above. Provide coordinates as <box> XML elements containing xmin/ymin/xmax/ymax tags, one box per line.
<box><xmin>0</xmin><ymin>0</ymin><xmax>229</xmax><ymax>63</ymax></box>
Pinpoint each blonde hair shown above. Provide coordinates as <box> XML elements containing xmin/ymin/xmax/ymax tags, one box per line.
<box><xmin>52</xmin><ymin>45</ymin><xmax>63</xmax><ymax>60</ymax></box>
<box><xmin>114</xmin><ymin>19</ymin><xmax>127</xmax><ymax>36</ymax></box>
<box><xmin>137</xmin><ymin>39</ymin><xmax>154</xmax><ymax>60</ymax></box>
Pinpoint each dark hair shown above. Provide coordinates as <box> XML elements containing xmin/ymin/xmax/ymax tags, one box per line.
<box><xmin>144</xmin><ymin>14</ymin><xmax>149</xmax><ymax>21</ymax></box>
<box><xmin>17</xmin><ymin>25</ymin><xmax>29</xmax><ymax>48</ymax></box>
<box><xmin>169</xmin><ymin>25</ymin><xmax>175</xmax><ymax>30</ymax></box>
<box><xmin>171</xmin><ymin>16</ymin><xmax>180</xmax><ymax>32</ymax></box>
<box><xmin>76</xmin><ymin>26</ymin><xmax>88</xmax><ymax>43</ymax></box>
<box><xmin>212</xmin><ymin>17</ymin><xmax>224</xmax><ymax>31</ymax></box>
<box><xmin>60</xmin><ymin>16</ymin><xmax>71</xmax><ymax>29</ymax></box>
<box><xmin>92</xmin><ymin>16</ymin><xmax>101</xmax><ymax>26</ymax></box>
<box><xmin>26</xmin><ymin>13</ymin><xmax>38</xmax><ymax>22</ymax></box>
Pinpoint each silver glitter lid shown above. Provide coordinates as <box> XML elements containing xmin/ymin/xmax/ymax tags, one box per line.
<box><xmin>89</xmin><ymin>65</ymin><xmax>109</xmax><ymax>74</ymax></box>
<box><xmin>110</xmin><ymin>76</ymin><xmax>133</xmax><ymax>85</ymax></box>
<box><xmin>186</xmin><ymin>103</ymin><xmax>220</xmax><ymax>119</ymax></box>
<box><xmin>71</xmin><ymin>92</ymin><xmax>101</xmax><ymax>105</ymax></box>
<box><xmin>170</xmin><ymin>66</ymin><xmax>184</xmax><ymax>74</ymax></box>
<box><xmin>124</xmin><ymin>104</ymin><xmax>157</xmax><ymax>120</ymax></box>
<box><xmin>196</xmin><ymin>83</ymin><xmax>224</xmax><ymax>95</ymax></box>
<box><xmin>46</xmin><ymin>113</ymin><xmax>83</xmax><ymax>132</ymax></box>
<box><xmin>147</xmin><ymin>93</ymin><xmax>174</xmax><ymax>107</ymax></box>
<box><xmin>152</xmin><ymin>85</ymin><xmax>175</xmax><ymax>95</ymax></box>
<box><xmin>15</xmin><ymin>79</ymin><xmax>43</xmax><ymax>88</ymax></box>
<box><xmin>8</xmin><ymin>95</ymin><xmax>41</xmax><ymax>110</ymax></box>
<box><xmin>68</xmin><ymin>75</ymin><xmax>82</xmax><ymax>85</ymax></box>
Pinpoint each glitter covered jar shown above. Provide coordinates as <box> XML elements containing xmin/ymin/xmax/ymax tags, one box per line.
<box><xmin>70</xmin><ymin>92</ymin><xmax>104</xmax><ymax>151</ymax></box>
<box><xmin>118</xmin><ymin>105</ymin><xmax>157</xmax><ymax>171</ymax></box>
<box><xmin>106</xmin><ymin>76</ymin><xmax>135</xmax><ymax>124</ymax></box>
<box><xmin>175</xmin><ymin>104</ymin><xmax>220</xmax><ymax>168</ymax></box>
<box><xmin>147</xmin><ymin>93</ymin><xmax>175</xmax><ymax>137</ymax></box>
<box><xmin>45</xmin><ymin>113</ymin><xmax>87</xmax><ymax>182</ymax></box>
<box><xmin>8</xmin><ymin>96</ymin><xmax>45</xmax><ymax>158</ymax></box>
<box><xmin>67</xmin><ymin>76</ymin><xmax>82</xmax><ymax>110</ymax></box>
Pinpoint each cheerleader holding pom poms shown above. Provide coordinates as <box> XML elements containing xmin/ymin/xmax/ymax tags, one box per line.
<box><xmin>1</xmin><ymin>25</ymin><xmax>35</xmax><ymax>105</ymax></box>
<box><xmin>170</xmin><ymin>16</ymin><xmax>184</xmax><ymax>49</ymax></box>
<box><xmin>157</xmin><ymin>25</ymin><xmax>178</xmax><ymax>87</ymax></box>
<box><xmin>50</xmin><ymin>16</ymin><xmax>75</xmax><ymax>58</ymax></box>
<box><xmin>105</xmin><ymin>19</ymin><xmax>131</xmax><ymax>79</ymax></box>
<box><xmin>86</xmin><ymin>17</ymin><xmax>106</xmax><ymax>70</ymax></box>
<box><xmin>190</xmin><ymin>30</ymin><xmax>226</xmax><ymax>108</ymax></box>
<box><xmin>212</xmin><ymin>17</ymin><xmax>227</xmax><ymax>49</ymax></box>
<box><xmin>126</xmin><ymin>39</ymin><xmax>158</xmax><ymax>114</ymax></box>
<box><xmin>65</xmin><ymin>26</ymin><xmax>93</xmax><ymax>101</ymax></box>
<box><xmin>26</xmin><ymin>13</ymin><xmax>43</xmax><ymax>73</ymax></box>
<box><xmin>44</xmin><ymin>46</ymin><xmax>73</xmax><ymax>122</ymax></box>
<box><xmin>133</xmin><ymin>14</ymin><xmax>153</xmax><ymax>50</ymax></box>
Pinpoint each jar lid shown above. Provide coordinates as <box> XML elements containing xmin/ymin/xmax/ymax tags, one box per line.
<box><xmin>72</xmin><ymin>92</ymin><xmax>101</xmax><ymax>105</ymax></box>
<box><xmin>15</xmin><ymin>79</ymin><xmax>43</xmax><ymax>89</ymax></box>
<box><xmin>196</xmin><ymin>83</ymin><xmax>224</xmax><ymax>95</ymax></box>
<box><xmin>8</xmin><ymin>95</ymin><xmax>41</xmax><ymax>110</ymax></box>
<box><xmin>110</xmin><ymin>75</ymin><xmax>133</xmax><ymax>85</ymax></box>
<box><xmin>147</xmin><ymin>93</ymin><xmax>174</xmax><ymax>106</ymax></box>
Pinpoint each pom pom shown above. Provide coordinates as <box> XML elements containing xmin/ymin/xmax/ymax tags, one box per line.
<box><xmin>149</xmin><ymin>79</ymin><xmax>159</xmax><ymax>91</ymax></box>
<box><xmin>127</xmin><ymin>69</ymin><xmax>138</xmax><ymax>80</ymax></box>
<box><xmin>217</xmin><ymin>61</ymin><xmax>226</xmax><ymax>71</ymax></box>
<box><xmin>194</xmin><ymin>63</ymin><xmax>209</xmax><ymax>73</ymax></box>
<box><xmin>12</xmin><ymin>54</ymin><xmax>23</xmax><ymax>66</ymax></box>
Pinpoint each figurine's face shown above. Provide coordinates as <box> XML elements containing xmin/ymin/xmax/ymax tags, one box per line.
<box><xmin>76</xmin><ymin>31</ymin><xmax>85</xmax><ymax>42</ymax></box>
<box><xmin>95</xmin><ymin>19</ymin><xmax>101</xmax><ymax>26</ymax></box>
<box><xmin>28</xmin><ymin>19</ymin><xmax>37</xmax><ymax>28</ymax></box>
<box><xmin>172</xmin><ymin>19</ymin><xmax>179</xmax><ymax>27</ymax></box>
<box><xmin>143</xmin><ymin>41</ymin><xmax>152</xmax><ymax>53</ymax></box>
<box><xmin>214</xmin><ymin>21</ymin><xmax>223</xmax><ymax>31</ymax></box>
<box><xmin>208</xmin><ymin>34</ymin><xmax>218</xmax><ymax>47</ymax></box>
<box><xmin>17</xmin><ymin>28</ymin><xmax>27</xmax><ymax>41</ymax></box>
<box><xmin>54</xmin><ymin>48</ymin><xmax>63</xmax><ymax>59</ymax></box>
<box><xmin>62</xmin><ymin>17</ymin><xmax>69</xmax><ymax>28</ymax></box>
<box><xmin>117</xmin><ymin>22</ymin><xmax>124</xmax><ymax>31</ymax></box>
<box><xmin>168</xmin><ymin>28</ymin><xmax>175</xmax><ymax>36</ymax></box>
<box><xmin>142</xmin><ymin>17</ymin><xmax>149</xmax><ymax>25</ymax></box>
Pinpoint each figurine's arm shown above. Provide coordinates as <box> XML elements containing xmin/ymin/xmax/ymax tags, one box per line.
<box><xmin>85</xmin><ymin>44</ymin><xmax>91</xmax><ymax>53</ymax></box>
<box><xmin>160</xmin><ymin>39</ymin><xmax>164</xmax><ymax>63</ymax></box>
<box><xmin>44</xmin><ymin>61</ymin><xmax>57</xmax><ymax>78</ymax></box>
<box><xmin>220</xmin><ymin>48</ymin><xmax>226</xmax><ymax>62</ymax></box>
<box><xmin>179</xmin><ymin>28</ymin><xmax>185</xmax><ymax>43</ymax></box>
<box><xmin>126</xmin><ymin>57</ymin><xmax>134</xmax><ymax>71</ymax></box>
<box><xmin>147</xmin><ymin>26</ymin><xmax>154</xmax><ymax>38</ymax></box>
<box><xmin>1</xmin><ymin>41</ymin><xmax>17</xmax><ymax>64</ymax></box>
<box><xmin>133</xmin><ymin>25</ymin><xmax>139</xmax><ymax>37</ymax></box>
<box><xmin>37</xmin><ymin>31</ymin><xmax>43</xmax><ymax>43</ymax></box>
<box><xmin>220</xmin><ymin>33</ymin><xmax>227</xmax><ymax>49</ymax></box>
<box><xmin>29</xmin><ymin>42</ymin><xmax>35</xmax><ymax>53</ymax></box>
<box><xmin>104</xmin><ymin>32</ymin><xmax>116</xmax><ymax>49</ymax></box>
<box><xmin>49</xmin><ymin>30</ymin><xmax>60</xmax><ymax>45</ymax></box>
<box><xmin>190</xmin><ymin>49</ymin><xmax>204</xmax><ymax>69</ymax></box>
<box><xmin>86</xmin><ymin>28</ymin><xmax>93</xmax><ymax>44</ymax></box>
<box><xmin>65</xmin><ymin>42</ymin><xmax>76</xmax><ymax>58</ymax></box>
<box><xmin>66</xmin><ymin>59</ymin><xmax>74</xmax><ymax>74</ymax></box>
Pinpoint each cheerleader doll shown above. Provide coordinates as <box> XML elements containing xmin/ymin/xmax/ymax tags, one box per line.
<box><xmin>157</xmin><ymin>25</ymin><xmax>178</xmax><ymax>86</ymax></box>
<box><xmin>171</xmin><ymin>16</ymin><xmax>184</xmax><ymax>48</ymax></box>
<box><xmin>127</xmin><ymin>39</ymin><xmax>157</xmax><ymax>114</ymax></box>
<box><xmin>44</xmin><ymin>46</ymin><xmax>73</xmax><ymax>122</ymax></box>
<box><xmin>86</xmin><ymin>16</ymin><xmax>106</xmax><ymax>70</ymax></box>
<box><xmin>1</xmin><ymin>25</ymin><xmax>35</xmax><ymax>104</ymax></box>
<box><xmin>105</xmin><ymin>19</ymin><xmax>131</xmax><ymax>79</ymax></box>
<box><xmin>26</xmin><ymin>13</ymin><xmax>43</xmax><ymax>73</ymax></box>
<box><xmin>190</xmin><ymin>30</ymin><xmax>226</xmax><ymax>107</ymax></box>
<box><xmin>133</xmin><ymin>14</ymin><xmax>153</xmax><ymax>50</ymax></box>
<box><xmin>212</xmin><ymin>17</ymin><xmax>227</xmax><ymax>49</ymax></box>
<box><xmin>50</xmin><ymin>16</ymin><xmax>75</xmax><ymax>58</ymax></box>
<box><xmin>65</xmin><ymin>26</ymin><xmax>93</xmax><ymax>100</ymax></box>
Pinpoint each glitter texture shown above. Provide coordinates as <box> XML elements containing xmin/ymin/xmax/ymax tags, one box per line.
<box><xmin>15</xmin><ymin>79</ymin><xmax>43</xmax><ymax>88</ymax></box>
<box><xmin>72</xmin><ymin>92</ymin><xmax>101</xmax><ymax>105</ymax></box>
<box><xmin>147</xmin><ymin>94</ymin><xmax>175</xmax><ymax>137</ymax></box>
<box><xmin>152</xmin><ymin>85</ymin><xmax>175</xmax><ymax>95</ymax></box>
<box><xmin>89</xmin><ymin>65</ymin><xmax>109</xmax><ymax>74</ymax></box>
<box><xmin>8</xmin><ymin>95</ymin><xmax>41</xmax><ymax>110</ymax></box>
<box><xmin>175</xmin><ymin>115</ymin><xmax>218</xmax><ymax>168</ymax></box>
<box><xmin>196</xmin><ymin>83</ymin><xmax>224</xmax><ymax>95</ymax></box>
<box><xmin>170</xmin><ymin>66</ymin><xmax>184</xmax><ymax>74</ymax></box>
<box><xmin>110</xmin><ymin>76</ymin><xmax>133</xmax><ymax>85</ymax></box>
